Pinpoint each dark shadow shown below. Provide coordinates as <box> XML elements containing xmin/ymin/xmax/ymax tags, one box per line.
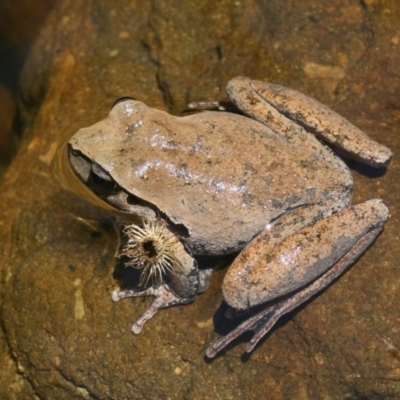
<box><xmin>333</xmin><ymin>149</ymin><xmax>390</xmax><ymax>178</ymax></box>
<box><xmin>113</xmin><ymin>256</ymin><xmax>143</xmax><ymax>290</ymax></box>
<box><xmin>347</xmin><ymin>158</ymin><xmax>389</xmax><ymax>178</ymax></box>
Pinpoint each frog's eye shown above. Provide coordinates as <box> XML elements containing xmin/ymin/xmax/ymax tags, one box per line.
<box><xmin>112</xmin><ymin>97</ymin><xmax>136</xmax><ymax>108</ymax></box>
<box><xmin>89</xmin><ymin>163</ymin><xmax>117</xmax><ymax>191</ymax></box>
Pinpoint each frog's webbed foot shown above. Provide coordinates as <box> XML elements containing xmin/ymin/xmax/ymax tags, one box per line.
<box><xmin>112</xmin><ymin>285</ymin><xmax>194</xmax><ymax>334</ymax></box>
<box><xmin>206</xmin><ymin>199</ymin><xmax>390</xmax><ymax>358</ymax></box>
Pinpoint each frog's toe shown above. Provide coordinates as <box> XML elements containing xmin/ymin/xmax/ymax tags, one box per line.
<box><xmin>131</xmin><ymin>323</ymin><xmax>143</xmax><ymax>334</ymax></box>
<box><xmin>113</xmin><ymin>284</ymin><xmax>195</xmax><ymax>333</ymax></box>
<box><xmin>111</xmin><ymin>290</ymin><xmax>125</xmax><ymax>302</ymax></box>
<box><xmin>111</xmin><ymin>288</ymin><xmax>150</xmax><ymax>302</ymax></box>
<box><xmin>205</xmin><ymin>303</ymin><xmax>279</xmax><ymax>358</ymax></box>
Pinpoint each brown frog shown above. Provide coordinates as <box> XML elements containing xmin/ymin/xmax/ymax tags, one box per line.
<box><xmin>68</xmin><ymin>77</ymin><xmax>392</xmax><ymax>357</ymax></box>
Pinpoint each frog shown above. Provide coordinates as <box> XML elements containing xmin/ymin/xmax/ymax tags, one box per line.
<box><xmin>68</xmin><ymin>77</ymin><xmax>392</xmax><ymax>358</ymax></box>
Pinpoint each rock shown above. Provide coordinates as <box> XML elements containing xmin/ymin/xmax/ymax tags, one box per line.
<box><xmin>1</xmin><ymin>0</ymin><xmax>399</xmax><ymax>398</ymax></box>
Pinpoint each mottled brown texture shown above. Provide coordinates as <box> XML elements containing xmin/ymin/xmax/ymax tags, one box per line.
<box><xmin>1</xmin><ymin>0</ymin><xmax>400</xmax><ymax>399</ymax></box>
<box><xmin>229</xmin><ymin>77</ymin><xmax>392</xmax><ymax>167</ymax></box>
<box><xmin>68</xmin><ymin>94</ymin><xmax>353</xmax><ymax>255</ymax></box>
<box><xmin>223</xmin><ymin>199</ymin><xmax>389</xmax><ymax>310</ymax></box>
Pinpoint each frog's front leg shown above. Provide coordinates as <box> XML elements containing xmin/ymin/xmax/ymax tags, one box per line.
<box><xmin>112</xmin><ymin>219</ymin><xmax>200</xmax><ymax>333</ymax></box>
<box><xmin>112</xmin><ymin>285</ymin><xmax>195</xmax><ymax>334</ymax></box>
<box><xmin>206</xmin><ymin>199</ymin><xmax>389</xmax><ymax>358</ymax></box>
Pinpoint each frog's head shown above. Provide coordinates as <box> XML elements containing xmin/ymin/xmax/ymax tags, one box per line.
<box><xmin>69</xmin><ymin>99</ymin><xmax>198</xmax><ymax>298</ymax></box>
<box><xmin>68</xmin><ymin>99</ymin><xmax>157</xmax><ymax>220</ymax></box>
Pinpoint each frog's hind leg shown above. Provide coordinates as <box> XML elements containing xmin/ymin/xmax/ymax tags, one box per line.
<box><xmin>206</xmin><ymin>199</ymin><xmax>389</xmax><ymax>358</ymax></box>
<box><xmin>227</xmin><ymin>77</ymin><xmax>392</xmax><ymax>168</ymax></box>
<box><xmin>207</xmin><ymin>224</ymin><xmax>378</xmax><ymax>358</ymax></box>
<box><xmin>112</xmin><ymin>285</ymin><xmax>194</xmax><ymax>334</ymax></box>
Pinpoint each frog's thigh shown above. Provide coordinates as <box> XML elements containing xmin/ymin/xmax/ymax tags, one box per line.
<box><xmin>227</xmin><ymin>77</ymin><xmax>392</xmax><ymax>167</ymax></box>
<box><xmin>223</xmin><ymin>199</ymin><xmax>389</xmax><ymax>311</ymax></box>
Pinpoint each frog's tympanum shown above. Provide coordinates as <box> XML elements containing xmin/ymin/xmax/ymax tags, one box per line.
<box><xmin>68</xmin><ymin>77</ymin><xmax>392</xmax><ymax>357</ymax></box>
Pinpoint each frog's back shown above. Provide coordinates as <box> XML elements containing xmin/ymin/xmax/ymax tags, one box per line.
<box><xmin>89</xmin><ymin>107</ymin><xmax>353</xmax><ymax>255</ymax></box>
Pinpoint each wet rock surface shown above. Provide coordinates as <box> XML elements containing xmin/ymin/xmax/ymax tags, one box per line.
<box><xmin>1</xmin><ymin>0</ymin><xmax>400</xmax><ymax>398</ymax></box>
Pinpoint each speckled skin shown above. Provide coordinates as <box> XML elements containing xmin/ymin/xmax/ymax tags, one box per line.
<box><xmin>68</xmin><ymin>77</ymin><xmax>391</xmax><ymax>357</ymax></box>
<box><xmin>69</xmin><ymin>95</ymin><xmax>353</xmax><ymax>256</ymax></box>
<box><xmin>229</xmin><ymin>79</ymin><xmax>391</xmax><ymax>168</ymax></box>
<box><xmin>222</xmin><ymin>199</ymin><xmax>389</xmax><ymax>311</ymax></box>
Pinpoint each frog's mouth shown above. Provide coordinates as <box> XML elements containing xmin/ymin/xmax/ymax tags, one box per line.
<box><xmin>68</xmin><ymin>145</ymin><xmax>161</xmax><ymax>219</ymax></box>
